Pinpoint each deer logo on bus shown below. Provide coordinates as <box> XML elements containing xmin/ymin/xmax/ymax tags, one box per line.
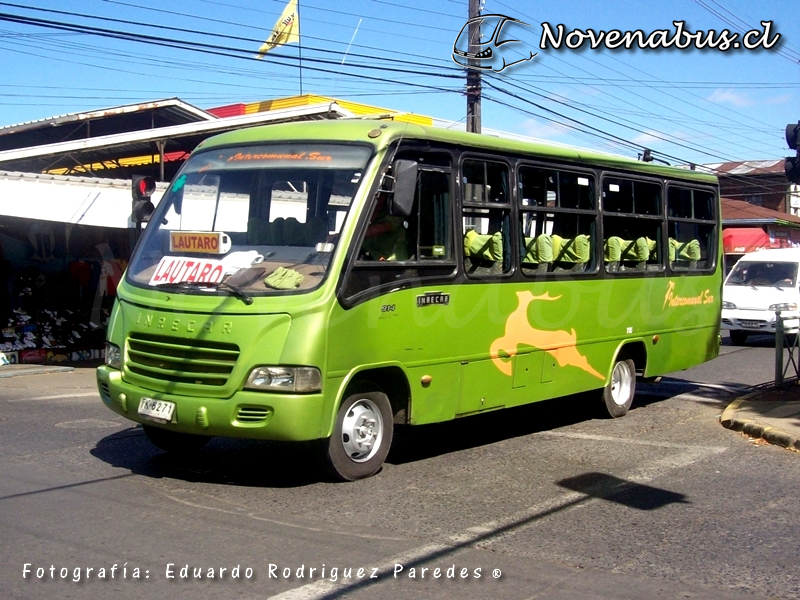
<box><xmin>490</xmin><ymin>291</ymin><xmax>604</xmax><ymax>380</ymax></box>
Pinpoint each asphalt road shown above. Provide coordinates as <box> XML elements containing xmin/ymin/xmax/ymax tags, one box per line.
<box><xmin>1</xmin><ymin>335</ymin><xmax>798</xmax><ymax>600</ymax></box>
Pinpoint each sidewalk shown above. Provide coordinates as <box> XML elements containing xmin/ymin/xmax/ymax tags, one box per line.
<box><xmin>720</xmin><ymin>383</ymin><xmax>800</xmax><ymax>451</ymax></box>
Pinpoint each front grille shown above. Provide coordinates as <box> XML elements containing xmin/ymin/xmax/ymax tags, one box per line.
<box><xmin>99</xmin><ymin>383</ymin><xmax>111</xmax><ymax>401</ymax></box>
<box><xmin>126</xmin><ymin>333</ymin><xmax>239</xmax><ymax>387</ymax></box>
<box><xmin>236</xmin><ymin>406</ymin><xmax>272</xmax><ymax>423</ymax></box>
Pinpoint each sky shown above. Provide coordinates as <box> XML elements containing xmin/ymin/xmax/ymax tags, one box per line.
<box><xmin>0</xmin><ymin>0</ymin><xmax>798</xmax><ymax>168</ymax></box>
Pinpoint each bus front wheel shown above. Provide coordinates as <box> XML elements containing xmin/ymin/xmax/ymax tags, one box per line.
<box><xmin>142</xmin><ymin>424</ymin><xmax>210</xmax><ymax>453</ymax></box>
<box><xmin>600</xmin><ymin>358</ymin><xmax>636</xmax><ymax>418</ymax></box>
<box><xmin>324</xmin><ymin>391</ymin><xmax>394</xmax><ymax>481</ymax></box>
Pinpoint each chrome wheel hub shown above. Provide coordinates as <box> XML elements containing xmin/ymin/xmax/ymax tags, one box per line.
<box><xmin>340</xmin><ymin>399</ymin><xmax>384</xmax><ymax>463</ymax></box>
<box><xmin>611</xmin><ymin>361</ymin><xmax>633</xmax><ymax>406</ymax></box>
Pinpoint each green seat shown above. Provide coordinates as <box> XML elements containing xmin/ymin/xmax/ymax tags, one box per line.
<box><xmin>248</xmin><ymin>217</ymin><xmax>284</xmax><ymax>245</ymax></box>
<box><xmin>464</xmin><ymin>229</ymin><xmax>503</xmax><ymax>262</ymax></box>
<box><xmin>669</xmin><ymin>238</ymin><xmax>701</xmax><ymax>268</ymax></box>
<box><xmin>604</xmin><ymin>236</ymin><xmax>649</xmax><ymax>271</ymax></box>
<box><xmin>523</xmin><ymin>234</ymin><xmax>552</xmax><ymax>272</ymax></box>
<box><xmin>464</xmin><ymin>229</ymin><xmax>503</xmax><ymax>275</ymax></box>
<box><xmin>553</xmin><ymin>234</ymin><xmax>591</xmax><ymax>271</ymax></box>
<box><xmin>247</xmin><ymin>217</ymin><xmax>270</xmax><ymax>245</ymax></box>
<box><xmin>282</xmin><ymin>217</ymin><xmax>304</xmax><ymax>245</ymax></box>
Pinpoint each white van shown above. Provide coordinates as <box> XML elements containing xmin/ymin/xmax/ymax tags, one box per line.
<box><xmin>722</xmin><ymin>248</ymin><xmax>800</xmax><ymax>345</ymax></box>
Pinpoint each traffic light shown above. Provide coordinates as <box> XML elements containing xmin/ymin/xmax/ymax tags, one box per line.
<box><xmin>785</xmin><ymin>122</ymin><xmax>800</xmax><ymax>183</ymax></box>
<box><xmin>131</xmin><ymin>175</ymin><xmax>155</xmax><ymax>225</ymax></box>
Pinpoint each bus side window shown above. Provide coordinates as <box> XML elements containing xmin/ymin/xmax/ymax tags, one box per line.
<box><xmin>519</xmin><ymin>166</ymin><xmax>596</xmax><ymax>276</ymax></box>
<box><xmin>343</xmin><ymin>163</ymin><xmax>455</xmax><ymax>303</ymax></box>
<box><xmin>667</xmin><ymin>187</ymin><xmax>716</xmax><ymax>271</ymax></box>
<box><xmin>602</xmin><ymin>177</ymin><xmax>663</xmax><ymax>273</ymax></box>
<box><xmin>462</xmin><ymin>159</ymin><xmax>511</xmax><ymax>276</ymax></box>
<box><xmin>359</xmin><ymin>170</ymin><xmax>452</xmax><ymax>262</ymax></box>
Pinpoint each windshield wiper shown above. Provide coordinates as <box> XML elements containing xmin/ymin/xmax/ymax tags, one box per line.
<box><xmin>217</xmin><ymin>281</ymin><xmax>253</xmax><ymax>305</ymax></box>
<box><xmin>157</xmin><ymin>280</ymin><xmax>253</xmax><ymax>305</ymax></box>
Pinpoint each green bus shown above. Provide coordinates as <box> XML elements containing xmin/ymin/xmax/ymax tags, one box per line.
<box><xmin>96</xmin><ymin>120</ymin><xmax>721</xmax><ymax>480</ymax></box>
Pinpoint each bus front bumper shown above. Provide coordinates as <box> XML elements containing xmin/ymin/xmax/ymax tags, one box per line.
<box><xmin>96</xmin><ymin>366</ymin><xmax>327</xmax><ymax>441</ymax></box>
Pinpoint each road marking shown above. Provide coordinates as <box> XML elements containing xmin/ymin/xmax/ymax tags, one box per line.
<box><xmin>54</xmin><ymin>419</ymin><xmax>121</xmax><ymax>429</ymax></box>
<box><xmin>453</xmin><ymin>442</ymin><xmax>725</xmax><ymax>548</ymax></box>
<box><xmin>266</xmin><ymin>542</ymin><xmax>449</xmax><ymax>600</ymax></box>
<box><xmin>537</xmin><ymin>431</ymin><xmax>727</xmax><ymax>450</ymax></box>
<box><xmin>265</xmin><ymin>440</ymin><xmax>726</xmax><ymax>600</ymax></box>
<box><xmin>7</xmin><ymin>392</ymin><xmax>99</xmax><ymax>403</ymax></box>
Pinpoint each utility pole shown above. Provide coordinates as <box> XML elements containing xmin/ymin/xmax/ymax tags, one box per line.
<box><xmin>466</xmin><ymin>0</ymin><xmax>481</xmax><ymax>134</ymax></box>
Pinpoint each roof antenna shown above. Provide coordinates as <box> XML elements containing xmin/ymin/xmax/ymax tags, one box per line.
<box><xmin>332</xmin><ymin>19</ymin><xmax>362</xmax><ymax>98</ymax></box>
<box><xmin>640</xmin><ymin>148</ymin><xmax>671</xmax><ymax>166</ymax></box>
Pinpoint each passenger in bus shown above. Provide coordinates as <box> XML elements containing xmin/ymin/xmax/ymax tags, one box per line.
<box><xmin>361</xmin><ymin>192</ymin><xmax>407</xmax><ymax>261</ymax></box>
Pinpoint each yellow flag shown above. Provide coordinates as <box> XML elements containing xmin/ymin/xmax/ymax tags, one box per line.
<box><xmin>256</xmin><ymin>0</ymin><xmax>300</xmax><ymax>58</ymax></box>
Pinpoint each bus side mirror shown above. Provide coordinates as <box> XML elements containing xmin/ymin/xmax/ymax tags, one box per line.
<box><xmin>389</xmin><ymin>159</ymin><xmax>417</xmax><ymax>217</ymax></box>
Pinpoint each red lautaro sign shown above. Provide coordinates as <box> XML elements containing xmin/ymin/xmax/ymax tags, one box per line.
<box><xmin>149</xmin><ymin>256</ymin><xmax>225</xmax><ymax>286</ymax></box>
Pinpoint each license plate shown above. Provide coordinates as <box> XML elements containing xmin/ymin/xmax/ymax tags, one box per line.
<box><xmin>138</xmin><ymin>398</ymin><xmax>176</xmax><ymax>423</ymax></box>
<box><xmin>740</xmin><ymin>320</ymin><xmax>760</xmax><ymax>328</ymax></box>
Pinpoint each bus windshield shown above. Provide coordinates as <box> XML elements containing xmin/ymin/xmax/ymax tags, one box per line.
<box><xmin>126</xmin><ymin>143</ymin><xmax>372</xmax><ymax>297</ymax></box>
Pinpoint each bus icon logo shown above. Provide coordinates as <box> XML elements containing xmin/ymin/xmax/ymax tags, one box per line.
<box><xmin>452</xmin><ymin>14</ymin><xmax>537</xmax><ymax>72</ymax></box>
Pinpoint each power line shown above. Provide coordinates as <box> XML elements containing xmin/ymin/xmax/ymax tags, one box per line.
<box><xmin>493</xmin><ymin>0</ymin><xmax>790</xmax><ymax>152</ymax></box>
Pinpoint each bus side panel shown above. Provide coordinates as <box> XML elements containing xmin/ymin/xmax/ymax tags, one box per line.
<box><xmin>405</xmin><ymin>363</ymin><xmax>460</xmax><ymax>425</ymax></box>
<box><xmin>328</xmin><ymin>272</ymin><xmax>720</xmax><ymax>426</ymax></box>
<box><xmin>642</xmin><ymin>326</ymin><xmax>720</xmax><ymax>376</ymax></box>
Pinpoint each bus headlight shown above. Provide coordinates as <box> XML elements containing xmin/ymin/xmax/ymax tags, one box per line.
<box><xmin>722</xmin><ymin>301</ymin><xmax>736</xmax><ymax>310</ymax></box>
<box><xmin>105</xmin><ymin>342</ymin><xmax>122</xmax><ymax>369</ymax></box>
<box><xmin>769</xmin><ymin>302</ymin><xmax>798</xmax><ymax>312</ymax></box>
<box><xmin>245</xmin><ymin>366</ymin><xmax>322</xmax><ymax>393</ymax></box>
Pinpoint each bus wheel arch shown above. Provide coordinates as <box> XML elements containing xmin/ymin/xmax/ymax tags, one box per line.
<box><xmin>324</xmin><ymin>367</ymin><xmax>410</xmax><ymax>481</ymax></box>
<box><xmin>599</xmin><ymin>342</ymin><xmax>646</xmax><ymax>419</ymax></box>
<box><xmin>343</xmin><ymin>367</ymin><xmax>411</xmax><ymax>425</ymax></box>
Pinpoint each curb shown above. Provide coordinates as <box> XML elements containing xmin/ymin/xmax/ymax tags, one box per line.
<box><xmin>0</xmin><ymin>366</ymin><xmax>75</xmax><ymax>378</ymax></box>
<box><xmin>720</xmin><ymin>393</ymin><xmax>800</xmax><ymax>452</ymax></box>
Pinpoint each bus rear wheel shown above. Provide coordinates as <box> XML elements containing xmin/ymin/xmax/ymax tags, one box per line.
<box><xmin>600</xmin><ymin>358</ymin><xmax>636</xmax><ymax>418</ymax></box>
<box><xmin>324</xmin><ymin>391</ymin><xmax>393</xmax><ymax>481</ymax></box>
<box><xmin>142</xmin><ymin>424</ymin><xmax>210</xmax><ymax>453</ymax></box>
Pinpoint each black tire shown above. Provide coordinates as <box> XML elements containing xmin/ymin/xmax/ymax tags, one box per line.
<box><xmin>142</xmin><ymin>424</ymin><xmax>210</xmax><ymax>453</ymax></box>
<box><xmin>729</xmin><ymin>330</ymin><xmax>749</xmax><ymax>346</ymax></box>
<box><xmin>600</xmin><ymin>358</ymin><xmax>636</xmax><ymax>418</ymax></box>
<box><xmin>324</xmin><ymin>391</ymin><xmax>394</xmax><ymax>481</ymax></box>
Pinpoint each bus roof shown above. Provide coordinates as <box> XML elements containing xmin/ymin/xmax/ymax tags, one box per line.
<box><xmin>195</xmin><ymin>120</ymin><xmax>718</xmax><ymax>186</ymax></box>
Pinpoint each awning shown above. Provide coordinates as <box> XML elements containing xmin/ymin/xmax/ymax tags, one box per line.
<box><xmin>0</xmin><ymin>170</ymin><xmax>165</xmax><ymax>229</ymax></box>
<box><xmin>722</xmin><ymin>227</ymin><xmax>772</xmax><ymax>254</ymax></box>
